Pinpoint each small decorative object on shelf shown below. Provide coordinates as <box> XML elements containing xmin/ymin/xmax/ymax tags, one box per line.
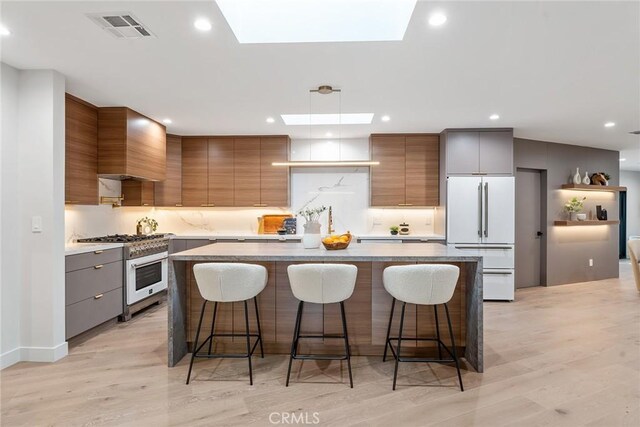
<box><xmin>582</xmin><ymin>171</ymin><xmax>591</xmax><ymax>185</ymax></box>
<box><xmin>283</xmin><ymin>217</ymin><xmax>297</xmax><ymax>234</ymax></box>
<box><xmin>573</xmin><ymin>167</ymin><xmax>582</xmax><ymax>185</ymax></box>
<box><xmin>399</xmin><ymin>223</ymin><xmax>410</xmax><ymax>235</ymax></box>
<box><xmin>390</xmin><ymin>226</ymin><xmax>399</xmax><ymax>236</ymax></box>
<box><xmin>603</xmin><ymin>172</ymin><xmax>611</xmax><ymax>186</ymax></box>
<box><xmin>576</xmin><ymin>213</ymin><xmax>587</xmax><ymax>221</ymax></box>
<box><xmin>596</xmin><ymin>205</ymin><xmax>608</xmax><ymax>220</ymax></box>
<box><xmin>322</xmin><ymin>232</ymin><xmax>352</xmax><ymax>250</ymax></box>
<box><xmin>298</xmin><ymin>205</ymin><xmax>327</xmax><ymax>249</ymax></box>
<box><xmin>136</xmin><ymin>216</ymin><xmax>158</xmax><ymax>235</ymax></box>
<box><xmin>590</xmin><ymin>172</ymin><xmax>607</xmax><ymax>186</ymax></box>
<box><xmin>564</xmin><ymin>196</ymin><xmax>586</xmax><ymax>221</ymax></box>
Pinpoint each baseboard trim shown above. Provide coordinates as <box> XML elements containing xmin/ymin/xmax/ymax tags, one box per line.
<box><xmin>1</xmin><ymin>342</ymin><xmax>68</xmax><ymax>369</ymax></box>
<box><xmin>0</xmin><ymin>347</ymin><xmax>21</xmax><ymax>369</ymax></box>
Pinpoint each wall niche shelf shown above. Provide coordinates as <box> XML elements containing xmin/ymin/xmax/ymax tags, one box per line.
<box><xmin>560</xmin><ymin>184</ymin><xmax>627</xmax><ymax>192</ymax></box>
<box><xmin>554</xmin><ymin>220</ymin><xmax>620</xmax><ymax>226</ymax></box>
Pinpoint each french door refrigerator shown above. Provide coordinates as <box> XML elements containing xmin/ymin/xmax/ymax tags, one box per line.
<box><xmin>447</xmin><ymin>176</ymin><xmax>515</xmax><ymax>300</ymax></box>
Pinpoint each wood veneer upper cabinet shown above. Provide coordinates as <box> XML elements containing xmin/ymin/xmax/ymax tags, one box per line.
<box><xmin>405</xmin><ymin>135</ymin><xmax>439</xmax><ymax>206</ymax></box>
<box><xmin>65</xmin><ymin>94</ymin><xmax>99</xmax><ymax>205</ymax></box>
<box><xmin>370</xmin><ymin>135</ymin><xmax>406</xmax><ymax>206</ymax></box>
<box><xmin>97</xmin><ymin>107</ymin><xmax>166</xmax><ymax>181</ymax></box>
<box><xmin>233</xmin><ymin>138</ymin><xmax>261</xmax><ymax>206</ymax></box>
<box><xmin>154</xmin><ymin>134</ymin><xmax>182</xmax><ymax>207</ymax></box>
<box><xmin>260</xmin><ymin>137</ymin><xmax>290</xmax><ymax>207</ymax></box>
<box><xmin>208</xmin><ymin>138</ymin><xmax>235</xmax><ymax>206</ymax></box>
<box><xmin>121</xmin><ymin>180</ymin><xmax>154</xmax><ymax>206</ymax></box>
<box><xmin>181</xmin><ymin>138</ymin><xmax>208</xmax><ymax>207</ymax></box>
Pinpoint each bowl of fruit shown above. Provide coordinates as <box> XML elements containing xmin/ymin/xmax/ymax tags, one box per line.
<box><xmin>322</xmin><ymin>232</ymin><xmax>352</xmax><ymax>250</ymax></box>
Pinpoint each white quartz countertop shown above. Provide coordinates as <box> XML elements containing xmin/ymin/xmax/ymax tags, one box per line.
<box><xmin>170</xmin><ymin>242</ymin><xmax>478</xmax><ymax>262</ymax></box>
<box><xmin>65</xmin><ymin>242</ymin><xmax>124</xmax><ymax>256</ymax></box>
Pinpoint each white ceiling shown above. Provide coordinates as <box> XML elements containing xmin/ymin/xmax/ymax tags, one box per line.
<box><xmin>1</xmin><ymin>1</ymin><xmax>639</xmax><ymax>170</ymax></box>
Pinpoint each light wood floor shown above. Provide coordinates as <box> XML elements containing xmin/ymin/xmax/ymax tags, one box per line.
<box><xmin>2</xmin><ymin>263</ymin><xmax>639</xmax><ymax>427</ymax></box>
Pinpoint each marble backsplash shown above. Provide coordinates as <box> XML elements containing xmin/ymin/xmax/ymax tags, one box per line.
<box><xmin>64</xmin><ymin>172</ymin><xmax>439</xmax><ymax>243</ymax></box>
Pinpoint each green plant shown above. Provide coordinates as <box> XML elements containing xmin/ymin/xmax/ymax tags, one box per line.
<box><xmin>389</xmin><ymin>226</ymin><xmax>399</xmax><ymax>232</ymax></box>
<box><xmin>564</xmin><ymin>197</ymin><xmax>586</xmax><ymax>213</ymax></box>
<box><xmin>137</xmin><ymin>216</ymin><xmax>158</xmax><ymax>232</ymax></box>
<box><xmin>298</xmin><ymin>206</ymin><xmax>327</xmax><ymax>223</ymax></box>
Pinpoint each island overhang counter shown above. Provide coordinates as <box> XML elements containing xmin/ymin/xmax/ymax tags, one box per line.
<box><xmin>168</xmin><ymin>242</ymin><xmax>484</xmax><ymax>372</ymax></box>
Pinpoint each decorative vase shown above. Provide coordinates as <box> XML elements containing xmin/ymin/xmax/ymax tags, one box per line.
<box><xmin>573</xmin><ymin>168</ymin><xmax>582</xmax><ymax>185</ymax></box>
<box><xmin>302</xmin><ymin>221</ymin><xmax>322</xmax><ymax>249</ymax></box>
<box><xmin>582</xmin><ymin>171</ymin><xmax>590</xmax><ymax>185</ymax></box>
<box><xmin>569</xmin><ymin>212</ymin><xmax>578</xmax><ymax>221</ymax></box>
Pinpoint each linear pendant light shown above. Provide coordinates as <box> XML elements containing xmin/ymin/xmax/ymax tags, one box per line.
<box><xmin>273</xmin><ymin>85</ymin><xmax>379</xmax><ymax>167</ymax></box>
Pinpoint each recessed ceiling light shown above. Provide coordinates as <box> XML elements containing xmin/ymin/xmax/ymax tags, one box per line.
<box><xmin>162</xmin><ymin>118</ymin><xmax>172</xmax><ymax>124</ymax></box>
<box><xmin>604</xmin><ymin>121</ymin><xmax>615</xmax><ymax>128</ymax></box>
<box><xmin>0</xmin><ymin>25</ymin><xmax>10</xmax><ymax>36</ymax></box>
<box><xmin>620</xmin><ymin>158</ymin><xmax>626</xmax><ymax>162</ymax></box>
<box><xmin>281</xmin><ymin>113</ymin><xmax>374</xmax><ymax>126</ymax></box>
<box><xmin>381</xmin><ymin>115</ymin><xmax>391</xmax><ymax>122</ymax></box>
<box><xmin>194</xmin><ymin>18</ymin><xmax>212</xmax><ymax>32</ymax></box>
<box><xmin>266</xmin><ymin>117</ymin><xmax>275</xmax><ymax>124</ymax></box>
<box><xmin>428</xmin><ymin>12</ymin><xmax>447</xmax><ymax>27</ymax></box>
<box><xmin>215</xmin><ymin>0</ymin><xmax>417</xmax><ymax>43</ymax></box>
<box><xmin>489</xmin><ymin>114</ymin><xmax>500</xmax><ymax>120</ymax></box>
<box><xmin>325</xmin><ymin>132</ymin><xmax>333</xmax><ymax>137</ymax></box>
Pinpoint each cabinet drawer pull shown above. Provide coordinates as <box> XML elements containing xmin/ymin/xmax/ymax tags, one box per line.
<box><xmin>143</xmin><ymin>203</ymin><xmax>149</xmax><ymax>206</ymax></box>
<box><xmin>94</xmin><ymin>250</ymin><xmax>104</xmax><ymax>254</ymax></box>
<box><xmin>397</xmin><ymin>203</ymin><xmax>413</xmax><ymax>207</ymax></box>
<box><xmin>175</xmin><ymin>204</ymin><xmax>183</xmax><ymax>207</ymax></box>
<box><xmin>94</xmin><ymin>265</ymin><xmax>103</xmax><ymax>269</ymax></box>
<box><xmin>484</xmin><ymin>271</ymin><xmax>513</xmax><ymax>275</ymax></box>
<box><xmin>253</xmin><ymin>204</ymin><xmax>268</xmax><ymax>207</ymax></box>
<box><xmin>94</xmin><ymin>294</ymin><xmax>104</xmax><ymax>299</ymax></box>
<box><xmin>200</xmin><ymin>203</ymin><xmax>216</xmax><ymax>207</ymax></box>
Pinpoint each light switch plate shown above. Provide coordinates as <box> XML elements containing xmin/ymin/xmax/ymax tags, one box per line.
<box><xmin>31</xmin><ymin>216</ymin><xmax>42</xmax><ymax>233</ymax></box>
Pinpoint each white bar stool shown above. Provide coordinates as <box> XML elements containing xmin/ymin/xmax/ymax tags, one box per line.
<box><xmin>186</xmin><ymin>263</ymin><xmax>267</xmax><ymax>385</ymax></box>
<box><xmin>286</xmin><ymin>263</ymin><xmax>358</xmax><ymax>388</ymax></box>
<box><xmin>382</xmin><ymin>264</ymin><xmax>464</xmax><ymax>391</ymax></box>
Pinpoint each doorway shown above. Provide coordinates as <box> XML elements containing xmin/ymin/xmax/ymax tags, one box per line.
<box><xmin>515</xmin><ymin>168</ymin><xmax>546</xmax><ymax>288</ymax></box>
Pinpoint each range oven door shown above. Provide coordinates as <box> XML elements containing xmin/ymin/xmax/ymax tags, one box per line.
<box><xmin>126</xmin><ymin>252</ymin><xmax>168</xmax><ymax>305</ymax></box>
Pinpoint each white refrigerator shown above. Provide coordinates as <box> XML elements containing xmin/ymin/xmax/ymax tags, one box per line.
<box><xmin>447</xmin><ymin>176</ymin><xmax>515</xmax><ymax>301</ymax></box>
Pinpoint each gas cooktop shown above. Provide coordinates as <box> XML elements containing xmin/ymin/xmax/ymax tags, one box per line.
<box><xmin>77</xmin><ymin>234</ymin><xmax>170</xmax><ymax>243</ymax></box>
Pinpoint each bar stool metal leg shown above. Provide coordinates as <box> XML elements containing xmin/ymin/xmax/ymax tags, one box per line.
<box><xmin>244</xmin><ymin>300</ymin><xmax>254</xmax><ymax>385</ymax></box>
<box><xmin>434</xmin><ymin>305</ymin><xmax>443</xmax><ymax>360</ymax></box>
<box><xmin>339</xmin><ymin>301</ymin><xmax>354</xmax><ymax>388</ymax></box>
<box><xmin>186</xmin><ymin>300</ymin><xmax>207</xmax><ymax>385</ymax></box>
<box><xmin>392</xmin><ymin>302</ymin><xmax>406</xmax><ymax>391</ymax></box>
<box><xmin>208</xmin><ymin>302</ymin><xmax>218</xmax><ymax>356</ymax></box>
<box><xmin>254</xmin><ymin>297</ymin><xmax>264</xmax><ymax>358</ymax></box>
<box><xmin>383</xmin><ymin>298</ymin><xmax>396</xmax><ymax>362</ymax></box>
<box><xmin>444</xmin><ymin>303</ymin><xmax>464</xmax><ymax>392</ymax></box>
<box><xmin>286</xmin><ymin>301</ymin><xmax>304</xmax><ymax>387</ymax></box>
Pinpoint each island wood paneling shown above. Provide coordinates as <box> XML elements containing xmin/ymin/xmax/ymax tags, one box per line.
<box><xmin>183</xmin><ymin>261</ymin><xmax>468</xmax><ymax>357</ymax></box>
<box><xmin>65</xmin><ymin>94</ymin><xmax>99</xmax><ymax>205</ymax></box>
<box><xmin>97</xmin><ymin>107</ymin><xmax>166</xmax><ymax>181</ymax></box>
<box><xmin>233</xmin><ymin>138</ymin><xmax>261</xmax><ymax>206</ymax></box>
<box><xmin>208</xmin><ymin>138</ymin><xmax>234</xmax><ymax>206</ymax></box>
<box><xmin>260</xmin><ymin>137</ymin><xmax>290</xmax><ymax>207</ymax></box>
<box><xmin>405</xmin><ymin>135</ymin><xmax>439</xmax><ymax>206</ymax></box>
<box><xmin>181</xmin><ymin>138</ymin><xmax>208</xmax><ymax>207</ymax></box>
<box><xmin>154</xmin><ymin>134</ymin><xmax>182</xmax><ymax>206</ymax></box>
<box><xmin>370</xmin><ymin>135</ymin><xmax>406</xmax><ymax>206</ymax></box>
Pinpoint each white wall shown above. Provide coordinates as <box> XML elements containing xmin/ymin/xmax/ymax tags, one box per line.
<box><xmin>1</xmin><ymin>63</ymin><xmax>67</xmax><ymax>369</ymax></box>
<box><xmin>621</xmin><ymin>170</ymin><xmax>640</xmax><ymax>243</ymax></box>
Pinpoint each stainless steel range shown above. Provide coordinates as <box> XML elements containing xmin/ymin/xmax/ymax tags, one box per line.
<box><xmin>77</xmin><ymin>234</ymin><xmax>170</xmax><ymax>320</ymax></box>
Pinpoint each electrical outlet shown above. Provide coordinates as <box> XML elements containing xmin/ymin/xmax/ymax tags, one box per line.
<box><xmin>589</xmin><ymin>258</ymin><xmax>593</xmax><ymax>267</ymax></box>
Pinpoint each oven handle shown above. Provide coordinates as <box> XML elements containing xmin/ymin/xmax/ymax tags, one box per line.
<box><xmin>130</xmin><ymin>258</ymin><xmax>167</xmax><ymax>269</ymax></box>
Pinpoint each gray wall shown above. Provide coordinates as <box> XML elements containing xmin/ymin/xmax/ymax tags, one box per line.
<box><xmin>621</xmin><ymin>170</ymin><xmax>640</xmax><ymax>243</ymax></box>
<box><xmin>515</xmin><ymin>138</ymin><xmax>620</xmax><ymax>286</ymax></box>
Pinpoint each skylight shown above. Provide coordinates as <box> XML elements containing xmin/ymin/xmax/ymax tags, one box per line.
<box><xmin>215</xmin><ymin>0</ymin><xmax>417</xmax><ymax>44</ymax></box>
<box><xmin>281</xmin><ymin>113</ymin><xmax>374</xmax><ymax>125</ymax></box>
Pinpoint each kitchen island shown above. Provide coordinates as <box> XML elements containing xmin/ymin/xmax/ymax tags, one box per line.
<box><xmin>168</xmin><ymin>242</ymin><xmax>484</xmax><ymax>372</ymax></box>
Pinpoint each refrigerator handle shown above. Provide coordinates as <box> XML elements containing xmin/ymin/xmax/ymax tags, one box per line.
<box><xmin>477</xmin><ymin>182</ymin><xmax>482</xmax><ymax>237</ymax></box>
<box><xmin>484</xmin><ymin>182</ymin><xmax>489</xmax><ymax>237</ymax></box>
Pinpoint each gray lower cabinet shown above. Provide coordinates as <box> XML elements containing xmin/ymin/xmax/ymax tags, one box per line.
<box><xmin>65</xmin><ymin>248</ymin><xmax>123</xmax><ymax>339</ymax></box>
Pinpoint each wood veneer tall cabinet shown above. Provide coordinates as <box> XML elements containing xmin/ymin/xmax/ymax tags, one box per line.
<box><xmin>181</xmin><ymin>138</ymin><xmax>210</xmax><ymax>207</ymax></box>
<box><xmin>370</xmin><ymin>134</ymin><xmax>439</xmax><ymax>207</ymax></box>
<box><xmin>154</xmin><ymin>134</ymin><xmax>183</xmax><ymax>206</ymax></box>
<box><xmin>97</xmin><ymin>107</ymin><xmax>166</xmax><ymax>181</ymax></box>
<box><xmin>65</xmin><ymin>94</ymin><xmax>99</xmax><ymax>205</ymax></box>
<box><xmin>260</xmin><ymin>137</ymin><xmax>290</xmax><ymax>207</ymax></box>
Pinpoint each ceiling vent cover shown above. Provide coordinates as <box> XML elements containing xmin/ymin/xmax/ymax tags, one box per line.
<box><xmin>87</xmin><ymin>12</ymin><xmax>155</xmax><ymax>39</ymax></box>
